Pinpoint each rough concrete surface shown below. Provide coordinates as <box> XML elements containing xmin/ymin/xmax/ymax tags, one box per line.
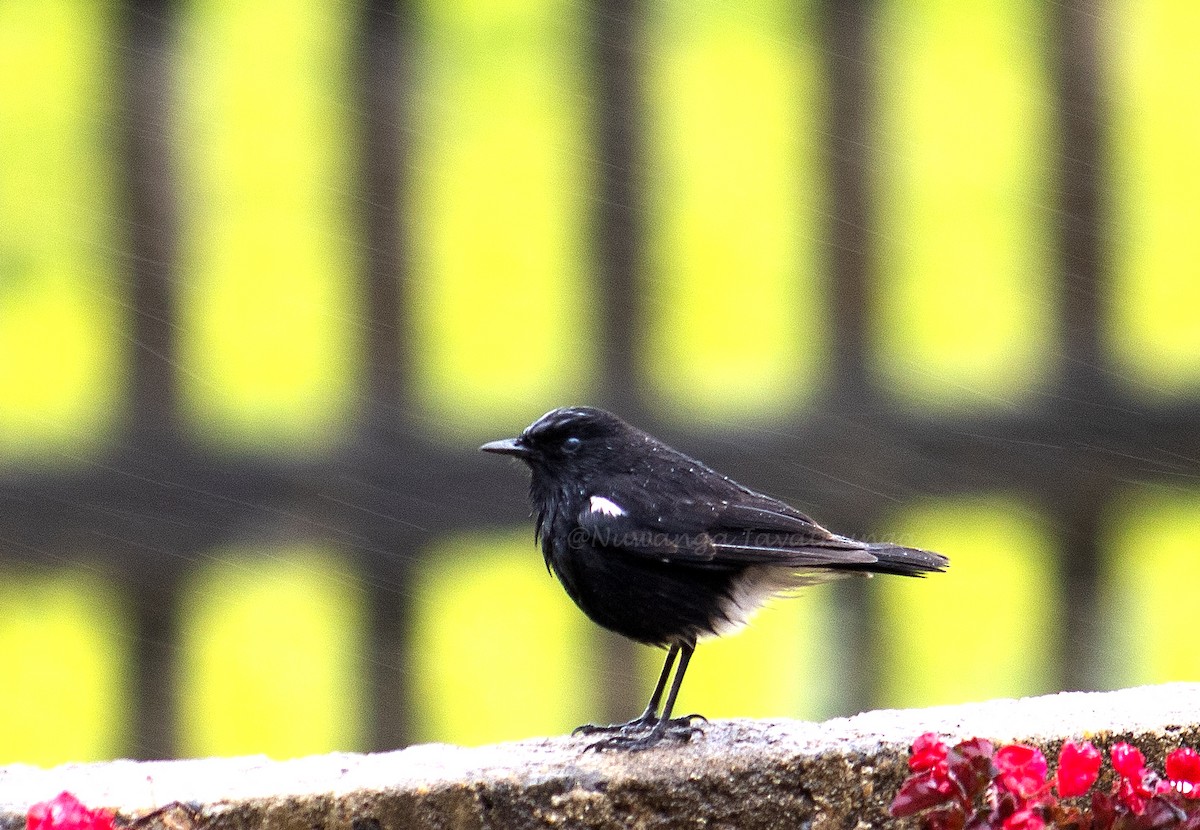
<box><xmin>1</xmin><ymin>684</ymin><xmax>1198</xmax><ymax>830</ymax></box>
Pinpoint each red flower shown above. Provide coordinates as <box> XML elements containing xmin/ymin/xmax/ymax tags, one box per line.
<box><xmin>1110</xmin><ymin>742</ymin><xmax>1157</xmax><ymax>813</ymax></box>
<box><xmin>1110</xmin><ymin>743</ymin><xmax>1145</xmax><ymax>779</ymax></box>
<box><xmin>892</xmin><ymin>732</ymin><xmax>959</xmax><ymax>817</ymax></box>
<box><xmin>1003</xmin><ymin>806</ymin><xmax>1046</xmax><ymax>830</ymax></box>
<box><xmin>1167</xmin><ymin>747</ymin><xmax>1200</xmax><ymax>798</ymax></box>
<box><xmin>1055</xmin><ymin>740</ymin><xmax>1102</xmax><ymax>798</ymax></box>
<box><xmin>26</xmin><ymin>793</ymin><xmax>115</xmax><ymax>830</ymax></box>
<box><xmin>910</xmin><ymin>732</ymin><xmax>950</xmax><ymax>773</ymax></box>
<box><xmin>1116</xmin><ymin>776</ymin><xmax>1148</xmax><ymax>815</ymax></box>
<box><xmin>994</xmin><ymin>744</ymin><xmax>1049</xmax><ymax>801</ymax></box>
<box><xmin>890</xmin><ymin>769</ymin><xmax>957</xmax><ymax>817</ymax></box>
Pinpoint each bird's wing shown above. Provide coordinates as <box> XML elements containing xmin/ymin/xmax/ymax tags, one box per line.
<box><xmin>575</xmin><ymin>487</ymin><xmax>878</xmax><ymax>569</ymax></box>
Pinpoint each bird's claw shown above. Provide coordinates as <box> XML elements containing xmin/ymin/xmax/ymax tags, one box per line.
<box><xmin>573</xmin><ymin>723</ymin><xmax>629</xmax><ymax>737</ymax></box>
<box><xmin>572</xmin><ymin>714</ymin><xmax>658</xmax><ymax>737</ymax></box>
<box><xmin>581</xmin><ymin>715</ymin><xmax>705</xmax><ymax>752</ymax></box>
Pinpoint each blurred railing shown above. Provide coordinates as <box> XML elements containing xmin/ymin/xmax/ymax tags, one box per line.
<box><xmin>0</xmin><ymin>0</ymin><xmax>1198</xmax><ymax>763</ymax></box>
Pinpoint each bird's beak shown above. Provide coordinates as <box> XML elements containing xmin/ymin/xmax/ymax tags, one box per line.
<box><xmin>480</xmin><ymin>437</ymin><xmax>531</xmax><ymax>458</ymax></box>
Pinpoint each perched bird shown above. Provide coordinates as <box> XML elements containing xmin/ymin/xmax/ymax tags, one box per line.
<box><xmin>481</xmin><ymin>406</ymin><xmax>947</xmax><ymax>750</ymax></box>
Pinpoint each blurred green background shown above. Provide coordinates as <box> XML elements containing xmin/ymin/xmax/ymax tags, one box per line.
<box><xmin>1</xmin><ymin>0</ymin><xmax>1199</xmax><ymax>766</ymax></box>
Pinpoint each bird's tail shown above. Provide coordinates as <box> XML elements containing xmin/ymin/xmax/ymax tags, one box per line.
<box><xmin>858</xmin><ymin>542</ymin><xmax>949</xmax><ymax>577</ymax></box>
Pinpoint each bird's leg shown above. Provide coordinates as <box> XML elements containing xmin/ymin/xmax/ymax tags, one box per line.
<box><xmin>627</xmin><ymin>643</ymin><xmax>678</xmax><ymax>726</ymax></box>
<box><xmin>572</xmin><ymin>645</ymin><xmax>679</xmax><ymax>736</ymax></box>
<box><xmin>585</xmin><ymin>643</ymin><xmax>705</xmax><ymax>751</ymax></box>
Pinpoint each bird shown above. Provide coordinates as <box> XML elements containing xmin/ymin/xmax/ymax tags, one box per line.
<box><xmin>480</xmin><ymin>406</ymin><xmax>948</xmax><ymax>751</ymax></box>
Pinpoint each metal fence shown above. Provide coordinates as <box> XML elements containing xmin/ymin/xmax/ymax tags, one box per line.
<box><xmin>1</xmin><ymin>0</ymin><xmax>1198</xmax><ymax>761</ymax></box>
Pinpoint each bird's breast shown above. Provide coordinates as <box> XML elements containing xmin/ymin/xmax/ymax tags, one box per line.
<box><xmin>541</xmin><ymin>521</ymin><xmax>748</xmax><ymax>648</ymax></box>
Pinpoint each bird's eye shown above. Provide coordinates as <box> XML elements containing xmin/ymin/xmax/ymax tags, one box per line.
<box><xmin>562</xmin><ymin>436</ymin><xmax>582</xmax><ymax>454</ymax></box>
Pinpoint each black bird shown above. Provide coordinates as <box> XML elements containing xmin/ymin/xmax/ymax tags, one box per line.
<box><xmin>481</xmin><ymin>406</ymin><xmax>948</xmax><ymax>750</ymax></box>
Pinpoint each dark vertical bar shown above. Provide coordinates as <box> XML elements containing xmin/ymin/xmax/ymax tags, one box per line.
<box><xmin>360</xmin><ymin>0</ymin><xmax>410</xmax><ymax>432</ymax></box>
<box><xmin>1052</xmin><ymin>0</ymin><xmax>1108</xmax><ymax>692</ymax></box>
<box><xmin>118</xmin><ymin>0</ymin><xmax>182</xmax><ymax>759</ymax></box>
<box><xmin>125</xmin><ymin>582</ymin><xmax>181</xmax><ymax>760</ymax></box>
<box><xmin>358</xmin><ymin>0</ymin><xmax>416</xmax><ymax>750</ymax></box>
<box><xmin>1054</xmin><ymin>492</ymin><xmax>1105</xmax><ymax>692</ymax></box>
<box><xmin>590</xmin><ymin>0</ymin><xmax>647</xmax><ymax>424</ymax></box>
<box><xmin>1055</xmin><ymin>0</ymin><xmax>1107</xmax><ymax>398</ymax></box>
<box><xmin>821</xmin><ymin>0</ymin><xmax>880</xmax><ymax>716</ymax></box>
<box><xmin>588</xmin><ymin>0</ymin><xmax>652</xmax><ymax>722</ymax></box>
<box><xmin>122</xmin><ymin>0</ymin><xmax>181</xmax><ymax>448</ymax></box>
<box><xmin>823</xmin><ymin>0</ymin><xmax>877</xmax><ymax>414</ymax></box>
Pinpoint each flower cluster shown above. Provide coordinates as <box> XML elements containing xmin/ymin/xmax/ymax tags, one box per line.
<box><xmin>892</xmin><ymin>734</ymin><xmax>1200</xmax><ymax>830</ymax></box>
<box><xmin>26</xmin><ymin>792</ymin><xmax>115</xmax><ymax>830</ymax></box>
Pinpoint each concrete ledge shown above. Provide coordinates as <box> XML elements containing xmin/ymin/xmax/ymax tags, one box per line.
<box><xmin>2</xmin><ymin>684</ymin><xmax>1198</xmax><ymax>830</ymax></box>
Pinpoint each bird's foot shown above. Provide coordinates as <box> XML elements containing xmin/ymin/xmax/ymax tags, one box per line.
<box><xmin>582</xmin><ymin>714</ymin><xmax>705</xmax><ymax>752</ymax></box>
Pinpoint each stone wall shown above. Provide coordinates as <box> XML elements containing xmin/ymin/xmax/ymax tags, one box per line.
<box><xmin>2</xmin><ymin>684</ymin><xmax>1197</xmax><ymax>830</ymax></box>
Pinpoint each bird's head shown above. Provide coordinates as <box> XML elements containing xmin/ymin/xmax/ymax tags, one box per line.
<box><xmin>480</xmin><ymin>406</ymin><xmax>632</xmax><ymax>487</ymax></box>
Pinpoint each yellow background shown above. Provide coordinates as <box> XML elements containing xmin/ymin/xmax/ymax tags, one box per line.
<box><xmin>1</xmin><ymin>0</ymin><xmax>1198</xmax><ymax>765</ymax></box>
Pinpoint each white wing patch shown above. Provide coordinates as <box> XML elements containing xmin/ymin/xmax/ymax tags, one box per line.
<box><xmin>588</xmin><ymin>495</ymin><xmax>626</xmax><ymax>517</ymax></box>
